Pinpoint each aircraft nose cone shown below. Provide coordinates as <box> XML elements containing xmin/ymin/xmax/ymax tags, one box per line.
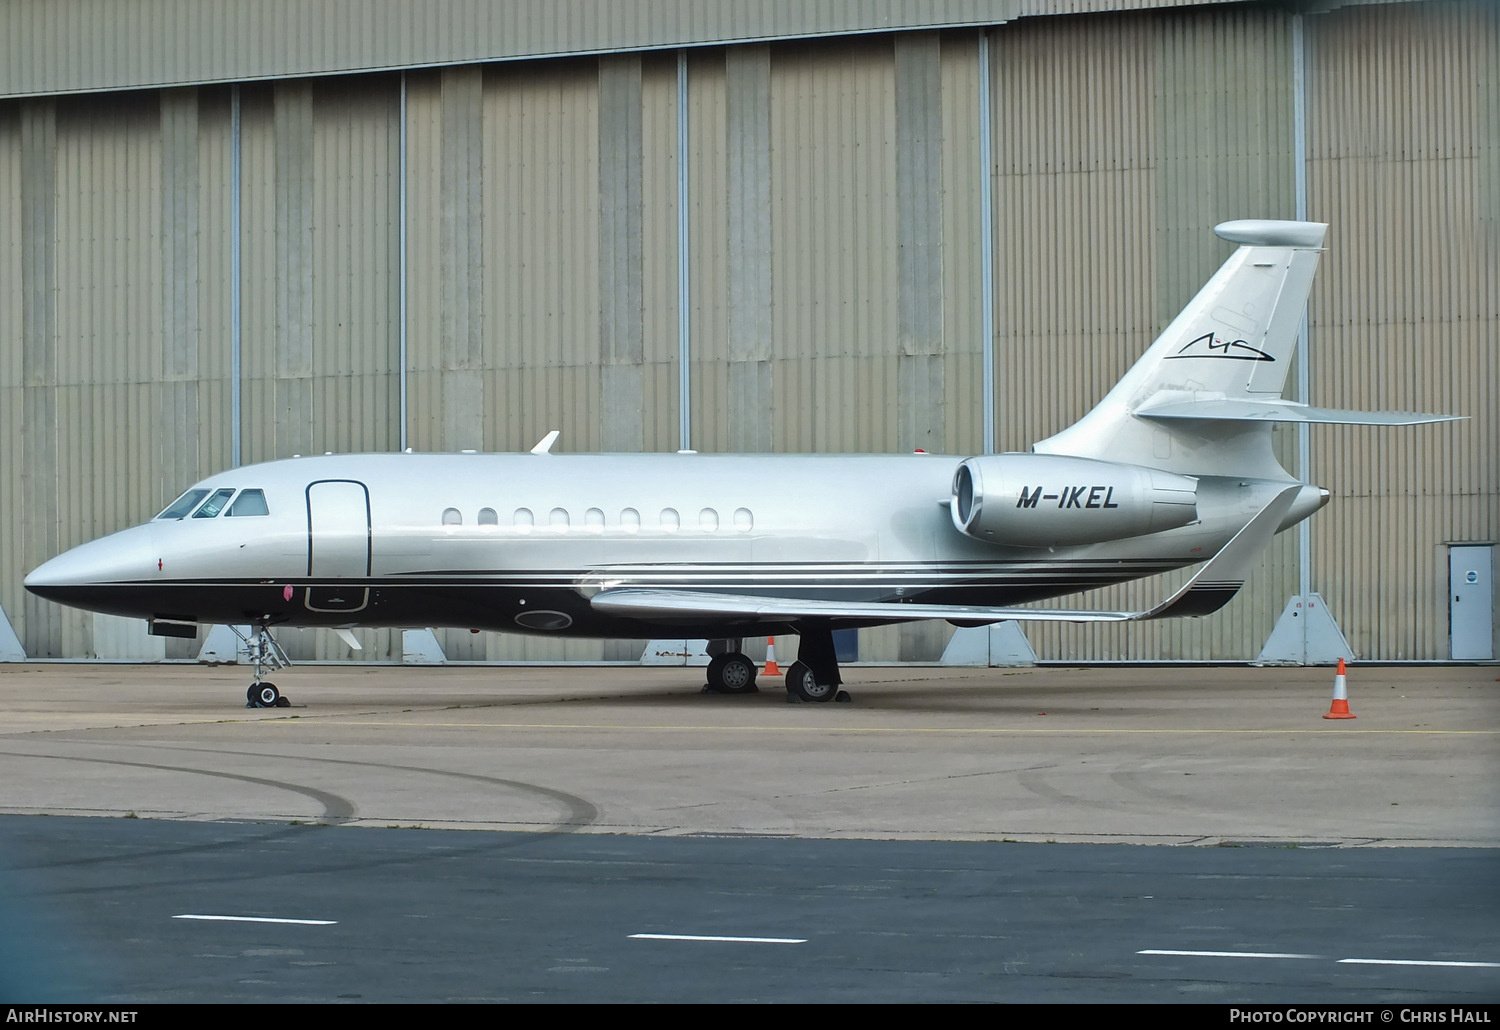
<box><xmin>24</xmin><ymin>525</ymin><xmax>158</xmax><ymax>612</ymax></box>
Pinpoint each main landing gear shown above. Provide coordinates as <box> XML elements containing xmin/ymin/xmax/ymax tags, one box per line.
<box><xmin>232</xmin><ymin>624</ymin><xmax>292</xmax><ymax>708</ymax></box>
<box><xmin>703</xmin><ymin>629</ymin><xmax>852</xmax><ymax>702</ymax></box>
<box><xmin>704</xmin><ymin>639</ymin><xmax>759</xmax><ymax>694</ymax></box>
<box><xmin>783</xmin><ymin>624</ymin><xmax>850</xmax><ymax>704</ymax></box>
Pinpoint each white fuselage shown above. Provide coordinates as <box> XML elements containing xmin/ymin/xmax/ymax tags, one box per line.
<box><xmin>25</xmin><ymin>451</ymin><xmax>1305</xmax><ymax>638</ymax></box>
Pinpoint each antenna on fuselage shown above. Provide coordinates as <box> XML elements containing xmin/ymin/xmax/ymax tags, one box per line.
<box><xmin>530</xmin><ymin>430</ymin><xmax>560</xmax><ymax>454</ymax></box>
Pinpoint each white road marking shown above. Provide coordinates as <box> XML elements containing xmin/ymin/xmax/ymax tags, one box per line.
<box><xmin>174</xmin><ymin>914</ymin><xmax>337</xmax><ymax>926</ymax></box>
<box><xmin>1140</xmin><ymin>950</ymin><xmax>1498</xmax><ymax>968</ymax></box>
<box><xmin>630</xmin><ymin>933</ymin><xmax>806</xmax><ymax>944</ymax></box>
<box><xmin>1138</xmin><ymin>950</ymin><xmax>1320</xmax><ymax>960</ymax></box>
<box><xmin>1338</xmin><ymin>958</ymin><xmax>1500</xmax><ymax>968</ymax></box>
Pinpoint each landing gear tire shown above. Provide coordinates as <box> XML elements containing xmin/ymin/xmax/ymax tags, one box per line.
<box><xmin>785</xmin><ymin>661</ymin><xmax>836</xmax><ymax>703</ymax></box>
<box><xmin>706</xmin><ymin>653</ymin><xmax>759</xmax><ymax>694</ymax></box>
<box><xmin>247</xmin><ymin>683</ymin><xmax>281</xmax><ymax>708</ymax></box>
<box><xmin>237</xmin><ymin>624</ymin><xmax>292</xmax><ymax>708</ymax></box>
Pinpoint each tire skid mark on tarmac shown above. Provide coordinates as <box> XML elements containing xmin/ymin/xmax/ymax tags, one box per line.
<box><xmin>1109</xmin><ymin>766</ymin><xmax>1211</xmax><ymax>807</ymax></box>
<box><xmin>0</xmin><ymin>749</ymin><xmax>356</xmax><ymax>824</ymax></box>
<box><xmin>1</xmin><ymin>741</ymin><xmax>598</xmax><ymax>835</ymax></box>
<box><xmin>1013</xmin><ymin>768</ymin><xmax>1127</xmax><ymax>811</ymax></box>
<box><xmin>0</xmin><ymin>742</ymin><xmax>600</xmax><ymax>894</ymax></box>
<box><xmin>98</xmin><ymin>740</ymin><xmax>599</xmax><ymax>832</ymax></box>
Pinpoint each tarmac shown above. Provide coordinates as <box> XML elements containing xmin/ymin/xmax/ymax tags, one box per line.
<box><xmin>2</xmin><ymin>661</ymin><xmax>1496</xmax><ymax>847</ymax></box>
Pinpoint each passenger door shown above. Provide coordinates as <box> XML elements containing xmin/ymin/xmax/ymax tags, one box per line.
<box><xmin>305</xmin><ymin>480</ymin><xmax>371</xmax><ymax>613</ymax></box>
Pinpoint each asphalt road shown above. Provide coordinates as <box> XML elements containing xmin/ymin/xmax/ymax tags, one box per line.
<box><xmin>3</xmin><ymin>817</ymin><xmax>1498</xmax><ymax>1003</ymax></box>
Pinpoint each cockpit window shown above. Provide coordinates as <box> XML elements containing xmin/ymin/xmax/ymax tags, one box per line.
<box><xmin>192</xmin><ymin>488</ymin><xmax>236</xmax><ymax>519</ymax></box>
<box><xmin>227</xmin><ymin>489</ymin><xmax>269</xmax><ymax>516</ymax></box>
<box><xmin>155</xmin><ymin>489</ymin><xmax>210</xmax><ymax>520</ymax></box>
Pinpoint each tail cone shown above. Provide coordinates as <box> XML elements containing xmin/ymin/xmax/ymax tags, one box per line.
<box><xmin>1323</xmin><ymin>657</ymin><xmax>1356</xmax><ymax>719</ymax></box>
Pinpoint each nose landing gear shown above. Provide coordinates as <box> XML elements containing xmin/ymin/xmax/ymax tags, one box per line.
<box><xmin>248</xmin><ymin>682</ymin><xmax>286</xmax><ymax>707</ymax></box>
<box><xmin>232</xmin><ymin>624</ymin><xmax>292</xmax><ymax>708</ymax></box>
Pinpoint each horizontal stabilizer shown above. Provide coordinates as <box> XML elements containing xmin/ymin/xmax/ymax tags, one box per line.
<box><xmin>591</xmin><ymin>487</ymin><xmax>1301</xmax><ymax>626</ymax></box>
<box><xmin>1136</xmin><ymin>398</ymin><xmax>1461</xmax><ymax>426</ymax></box>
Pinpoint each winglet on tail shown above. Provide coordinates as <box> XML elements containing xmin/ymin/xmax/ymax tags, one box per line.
<box><xmin>1135</xmin><ymin>486</ymin><xmax>1300</xmax><ymax>620</ymax></box>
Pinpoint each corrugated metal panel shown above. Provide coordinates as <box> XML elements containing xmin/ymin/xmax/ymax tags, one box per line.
<box><xmin>770</xmin><ymin>37</ymin><xmax>900</xmax><ymax>451</ymax></box>
<box><xmin>310</xmin><ymin>76</ymin><xmax>401</xmax><ymax>454</ymax></box>
<box><xmin>685</xmin><ymin>49</ymin><xmax>732</xmax><ymax>453</ymax></box>
<box><xmin>236</xmin><ymin>83</ymin><xmax>280</xmax><ymax>467</ymax></box>
<box><xmin>401</xmin><ymin>70</ymin><xmax>444</xmax><ymax>450</ymax></box>
<box><xmin>7</xmin><ymin>0</ymin><xmax>1316</xmax><ymax>101</ymax></box>
<box><xmin>479</xmin><ymin>59</ymin><xmax>600</xmax><ymax>452</ymax></box>
<box><xmin>237</xmin><ymin>78</ymin><xmax>400</xmax><ymax>467</ymax></box>
<box><xmin>1306</xmin><ymin>0</ymin><xmax>1500</xmax><ymax>659</ymax></box>
<box><xmin>640</xmin><ymin>52</ymin><xmax>683</xmax><ymax>451</ymax></box>
<box><xmin>14</xmin><ymin>99</ymin><xmax>62</xmax><ymax>657</ymax></box>
<box><xmin>0</xmin><ymin>102</ymin><xmax>25</xmax><ymax>649</ymax></box>
<box><xmin>52</xmin><ymin>93</ymin><xmax>164</xmax><ymax>547</ymax></box>
<box><xmin>940</xmin><ymin>32</ymin><xmax>986</xmax><ymax>458</ymax></box>
<box><xmin>0</xmin><ymin>1</ymin><xmax>1018</xmax><ymax>99</ymax></box>
<box><xmin>190</xmin><ymin>89</ymin><xmax>235</xmax><ymax>481</ymax></box>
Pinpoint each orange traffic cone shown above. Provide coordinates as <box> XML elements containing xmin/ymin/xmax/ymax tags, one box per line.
<box><xmin>1323</xmin><ymin>657</ymin><xmax>1356</xmax><ymax>719</ymax></box>
<box><xmin>763</xmin><ymin>637</ymin><xmax>782</xmax><ymax>677</ymax></box>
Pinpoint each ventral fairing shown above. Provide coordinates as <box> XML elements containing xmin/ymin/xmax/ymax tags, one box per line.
<box><xmin>25</xmin><ymin>220</ymin><xmax>1458</xmax><ymax>705</ymax></box>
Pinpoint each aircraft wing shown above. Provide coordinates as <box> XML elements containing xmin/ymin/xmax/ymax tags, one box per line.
<box><xmin>591</xmin><ymin>487</ymin><xmax>1301</xmax><ymax>626</ymax></box>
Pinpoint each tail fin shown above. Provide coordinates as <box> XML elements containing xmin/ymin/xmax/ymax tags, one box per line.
<box><xmin>1034</xmin><ymin>219</ymin><xmax>1327</xmax><ymax>479</ymax></box>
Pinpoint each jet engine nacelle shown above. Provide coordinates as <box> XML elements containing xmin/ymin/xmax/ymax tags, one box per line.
<box><xmin>951</xmin><ymin>454</ymin><xmax>1198</xmax><ymax>547</ymax></box>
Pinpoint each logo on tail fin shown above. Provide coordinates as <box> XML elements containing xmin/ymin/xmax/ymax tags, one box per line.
<box><xmin>1165</xmin><ymin>332</ymin><xmax>1275</xmax><ymax>362</ymax></box>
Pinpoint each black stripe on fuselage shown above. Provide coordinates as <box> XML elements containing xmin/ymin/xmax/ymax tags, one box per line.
<box><xmin>30</xmin><ymin>564</ymin><xmax>1185</xmax><ymax>636</ymax></box>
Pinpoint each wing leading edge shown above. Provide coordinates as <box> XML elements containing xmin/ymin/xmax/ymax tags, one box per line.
<box><xmin>1135</xmin><ymin>398</ymin><xmax>1461</xmax><ymax>426</ymax></box>
<box><xmin>590</xmin><ymin>487</ymin><xmax>1301</xmax><ymax>626</ymax></box>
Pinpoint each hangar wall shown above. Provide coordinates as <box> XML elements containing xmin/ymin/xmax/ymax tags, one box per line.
<box><xmin>0</xmin><ymin>0</ymin><xmax>1495</xmax><ymax>663</ymax></box>
<box><xmin>1305</xmin><ymin>2</ymin><xmax>1500</xmax><ymax>661</ymax></box>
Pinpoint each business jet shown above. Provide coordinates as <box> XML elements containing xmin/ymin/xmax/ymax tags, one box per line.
<box><xmin>24</xmin><ymin>220</ymin><xmax>1456</xmax><ymax>706</ymax></box>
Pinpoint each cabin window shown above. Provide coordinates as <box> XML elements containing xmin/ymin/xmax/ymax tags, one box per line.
<box><xmin>660</xmin><ymin>508</ymin><xmax>680</xmax><ymax>531</ymax></box>
<box><xmin>734</xmin><ymin>507</ymin><xmax>754</xmax><ymax>532</ymax></box>
<box><xmin>156</xmin><ymin>489</ymin><xmax>209</xmax><ymax>520</ymax></box>
<box><xmin>514</xmin><ymin>508</ymin><xmax>534</xmax><ymax>530</ymax></box>
<box><xmin>585</xmin><ymin>507</ymin><xmax>605</xmax><ymax>530</ymax></box>
<box><xmin>621</xmin><ymin>508</ymin><xmax>640</xmax><ymax>532</ymax></box>
<box><xmin>478</xmin><ymin>507</ymin><xmax>498</xmax><ymax>525</ymax></box>
<box><xmin>550</xmin><ymin>507</ymin><xmax>570</xmax><ymax>528</ymax></box>
<box><xmin>192</xmin><ymin>488</ymin><xmax>236</xmax><ymax>519</ymax></box>
<box><xmin>226</xmin><ymin>489</ymin><xmax>269</xmax><ymax>517</ymax></box>
<box><xmin>699</xmin><ymin>508</ymin><xmax>719</xmax><ymax>531</ymax></box>
<box><xmin>442</xmin><ymin>508</ymin><xmax>462</xmax><ymax>525</ymax></box>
